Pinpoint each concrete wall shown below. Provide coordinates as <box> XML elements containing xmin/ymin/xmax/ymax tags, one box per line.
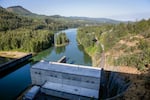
<box><xmin>31</xmin><ymin>69</ymin><xmax>100</xmax><ymax>90</ymax></box>
<box><xmin>0</xmin><ymin>53</ymin><xmax>32</xmax><ymax>72</ymax></box>
<box><xmin>41</xmin><ymin>87</ymin><xmax>95</xmax><ymax>100</ymax></box>
<box><xmin>30</xmin><ymin>61</ymin><xmax>101</xmax><ymax>99</ymax></box>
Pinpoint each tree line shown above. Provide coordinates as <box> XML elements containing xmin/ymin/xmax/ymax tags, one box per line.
<box><xmin>55</xmin><ymin>32</ymin><xmax>69</xmax><ymax>46</ymax></box>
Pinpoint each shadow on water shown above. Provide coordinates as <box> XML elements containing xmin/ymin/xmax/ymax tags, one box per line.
<box><xmin>0</xmin><ymin>56</ymin><xmax>15</xmax><ymax>65</ymax></box>
<box><xmin>32</xmin><ymin>47</ymin><xmax>53</xmax><ymax>63</ymax></box>
<box><xmin>83</xmin><ymin>52</ymin><xmax>92</xmax><ymax>64</ymax></box>
<box><xmin>77</xmin><ymin>44</ymin><xmax>92</xmax><ymax>65</ymax></box>
<box><xmin>55</xmin><ymin>46</ymin><xmax>66</xmax><ymax>54</ymax></box>
<box><xmin>0</xmin><ymin>62</ymin><xmax>31</xmax><ymax>100</ymax></box>
<box><xmin>0</xmin><ymin>60</ymin><xmax>31</xmax><ymax>78</ymax></box>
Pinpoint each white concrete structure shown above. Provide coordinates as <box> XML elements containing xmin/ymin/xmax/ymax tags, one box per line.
<box><xmin>30</xmin><ymin>61</ymin><xmax>101</xmax><ymax>99</ymax></box>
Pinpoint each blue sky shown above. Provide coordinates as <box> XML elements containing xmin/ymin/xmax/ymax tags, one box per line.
<box><xmin>0</xmin><ymin>0</ymin><xmax>150</xmax><ymax>21</ymax></box>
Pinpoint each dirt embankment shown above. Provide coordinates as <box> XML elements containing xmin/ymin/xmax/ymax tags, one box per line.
<box><xmin>0</xmin><ymin>51</ymin><xmax>29</xmax><ymax>58</ymax></box>
<box><xmin>123</xmin><ymin>66</ymin><xmax>150</xmax><ymax>100</ymax></box>
<box><xmin>103</xmin><ymin>35</ymin><xmax>150</xmax><ymax>99</ymax></box>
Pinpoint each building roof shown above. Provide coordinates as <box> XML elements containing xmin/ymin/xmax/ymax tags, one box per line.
<box><xmin>32</xmin><ymin>61</ymin><xmax>101</xmax><ymax>78</ymax></box>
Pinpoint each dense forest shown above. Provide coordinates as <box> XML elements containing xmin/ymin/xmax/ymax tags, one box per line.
<box><xmin>1</xmin><ymin>6</ymin><xmax>112</xmax><ymax>52</ymax></box>
<box><xmin>0</xmin><ymin>7</ymin><xmax>77</xmax><ymax>52</ymax></box>
<box><xmin>77</xmin><ymin>19</ymin><xmax>150</xmax><ymax>70</ymax></box>
<box><xmin>0</xmin><ymin>7</ymin><xmax>54</xmax><ymax>52</ymax></box>
<box><xmin>55</xmin><ymin>32</ymin><xmax>69</xmax><ymax>46</ymax></box>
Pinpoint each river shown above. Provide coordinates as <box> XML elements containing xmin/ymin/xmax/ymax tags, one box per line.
<box><xmin>0</xmin><ymin>28</ymin><xmax>92</xmax><ymax>100</ymax></box>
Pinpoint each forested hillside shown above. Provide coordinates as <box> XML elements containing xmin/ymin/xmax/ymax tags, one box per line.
<box><xmin>0</xmin><ymin>7</ymin><xmax>79</xmax><ymax>52</ymax></box>
<box><xmin>0</xmin><ymin>7</ymin><xmax>55</xmax><ymax>52</ymax></box>
<box><xmin>77</xmin><ymin>19</ymin><xmax>150</xmax><ymax>99</ymax></box>
<box><xmin>0</xmin><ymin>7</ymin><xmax>33</xmax><ymax>31</ymax></box>
<box><xmin>77</xmin><ymin>19</ymin><xmax>150</xmax><ymax>70</ymax></box>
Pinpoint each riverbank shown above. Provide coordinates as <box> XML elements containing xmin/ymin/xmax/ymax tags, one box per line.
<box><xmin>79</xmin><ymin>45</ymin><xmax>101</xmax><ymax>67</ymax></box>
<box><xmin>0</xmin><ymin>51</ymin><xmax>29</xmax><ymax>59</ymax></box>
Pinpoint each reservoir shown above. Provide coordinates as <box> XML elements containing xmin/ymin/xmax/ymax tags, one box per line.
<box><xmin>0</xmin><ymin>28</ymin><xmax>92</xmax><ymax>100</ymax></box>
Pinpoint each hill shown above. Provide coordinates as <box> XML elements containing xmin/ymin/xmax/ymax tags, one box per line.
<box><xmin>7</xmin><ymin>6</ymin><xmax>34</xmax><ymax>16</ymax></box>
<box><xmin>0</xmin><ymin>7</ymin><xmax>33</xmax><ymax>31</ymax></box>
<box><xmin>77</xmin><ymin>19</ymin><xmax>150</xmax><ymax>99</ymax></box>
<box><xmin>77</xmin><ymin>19</ymin><xmax>150</xmax><ymax>69</ymax></box>
<box><xmin>6</xmin><ymin>6</ymin><xmax>121</xmax><ymax>24</ymax></box>
<box><xmin>68</xmin><ymin>16</ymin><xmax>121</xmax><ymax>24</ymax></box>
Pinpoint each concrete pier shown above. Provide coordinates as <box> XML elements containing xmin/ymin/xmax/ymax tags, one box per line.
<box><xmin>30</xmin><ymin>61</ymin><xmax>101</xmax><ymax>99</ymax></box>
<box><xmin>57</xmin><ymin>56</ymin><xmax>66</xmax><ymax>63</ymax></box>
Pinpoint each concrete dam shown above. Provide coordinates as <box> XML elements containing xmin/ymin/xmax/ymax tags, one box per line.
<box><xmin>30</xmin><ymin>61</ymin><xmax>101</xmax><ymax>100</ymax></box>
<box><xmin>28</xmin><ymin>60</ymin><xmax>130</xmax><ymax>100</ymax></box>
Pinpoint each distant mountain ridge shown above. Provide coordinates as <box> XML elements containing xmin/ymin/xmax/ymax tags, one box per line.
<box><xmin>6</xmin><ymin>5</ymin><xmax>122</xmax><ymax>24</ymax></box>
<box><xmin>68</xmin><ymin>16</ymin><xmax>121</xmax><ymax>23</ymax></box>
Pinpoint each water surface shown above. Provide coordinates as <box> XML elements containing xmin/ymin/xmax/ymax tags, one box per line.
<box><xmin>0</xmin><ymin>28</ymin><xmax>92</xmax><ymax>100</ymax></box>
<box><xmin>42</xmin><ymin>28</ymin><xmax>92</xmax><ymax>66</ymax></box>
<box><xmin>0</xmin><ymin>63</ymin><xmax>31</xmax><ymax>100</ymax></box>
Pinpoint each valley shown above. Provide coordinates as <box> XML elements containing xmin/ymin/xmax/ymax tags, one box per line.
<box><xmin>0</xmin><ymin>4</ymin><xmax>150</xmax><ymax>100</ymax></box>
